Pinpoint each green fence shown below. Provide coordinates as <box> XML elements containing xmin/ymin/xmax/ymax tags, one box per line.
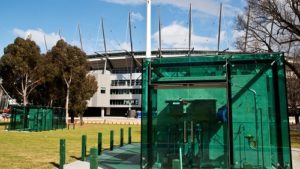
<box><xmin>142</xmin><ymin>53</ymin><xmax>292</xmax><ymax>169</ymax></box>
<box><xmin>9</xmin><ymin>106</ymin><xmax>65</xmax><ymax>131</ymax></box>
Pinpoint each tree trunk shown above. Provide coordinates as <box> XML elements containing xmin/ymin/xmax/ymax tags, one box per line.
<box><xmin>80</xmin><ymin>114</ymin><xmax>84</xmax><ymax>126</ymax></box>
<box><xmin>295</xmin><ymin>114</ymin><xmax>299</xmax><ymax>124</ymax></box>
<box><xmin>65</xmin><ymin>87</ymin><xmax>69</xmax><ymax>125</ymax></box>
<box><xmin>22</xmin><ymin>94</ymin><xmax>28</xmax><ymax>105</ymax></box>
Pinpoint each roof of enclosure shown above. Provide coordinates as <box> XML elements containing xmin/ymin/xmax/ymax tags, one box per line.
<box><xmin>87</xmin><ymin>49</ymin><xmax>251</xmax><ymax>70</ymax></box>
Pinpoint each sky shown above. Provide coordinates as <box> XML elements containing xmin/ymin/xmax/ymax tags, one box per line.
<box><xmin>0</xmin><ymin>0</ymin><xmax>247</xmax><ymax>55</ymax></box>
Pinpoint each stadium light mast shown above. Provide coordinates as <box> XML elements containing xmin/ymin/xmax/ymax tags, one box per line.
<box><xmin>217</xmin><ymin>3</ymin><xmax>222</xmax><ymax>52</ymax></box>
<box><xmin>146</xmin><ymin>0</ymin><xmax>151</xmax><ymax>59</ymax></box>
<box><xmin>101</xmin><ymin>18</ymin><xmax>108</xmax><ymax>74</ymax></box>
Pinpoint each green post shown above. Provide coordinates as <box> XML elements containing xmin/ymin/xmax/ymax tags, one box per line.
<box><xmin>98</xmin><ymin>132</ymin><xmax>102</xmax><ymax>155</ymax></box>
<box><xmin>59</xmin><ymin>139</ymin><xmax>65</xmax><ymax>169</ymax></box>
<box><xmin>110</xmin><ymin>130</ymin><xmax>114</xmax><ymax>151</ymax></box>
<box><xmin>128</xmin><ymin>127</ymin><xmax>132</xmax><ymax>144</ymax></box>
<box><xmin>172</xmin><ymin>159</ymin><xmax>180</xmax><ymax>169</ymax></box>
<box><xmin>90</xmin><ymin>147</ymin><xmax>98</xmax><ymax>169</ymax></box>
<box><xmin>179</xmin><ymin>147</ymin><xmax>183</xmax><ymax>169</ymax></box>
<box><xmin>120</xmin><ymin>128</ymin><xmax>124</xmax><ymax>147</ymax></box>
<box><xmin>81</xmin><ymin>135</ymin><xmax>87</xmax><ymax>161</ymax></box>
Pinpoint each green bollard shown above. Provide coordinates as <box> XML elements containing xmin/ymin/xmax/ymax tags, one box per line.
<box><xmin>120</xmin><ymin>128</ymin><xmax>124</xmax><ymax>147</ymax></box>
<box><xmin>172</xmin><ymin>159</ymin><xmax>180</xmax><ymax>169</ymax></box>
<box><xmin>81</xmin><ymin>135</ymin><xmax>87</xmax><ymax>161</ymax></box>
<box><xmin>179</xmin><ymin>147</ymin><xmax>183</xmax><ymax>169</ymax></box>
<box><xmin>59</xmin><ymin>139</ymin><xmax>66</xmax><ymax>169</ymax></box>
<box><xmin>110</xmin><ymin>130</ymin><xmax>114</xmax><ymax>151</ymax></box>
<box><xmin>98</xmin><ymin>132</ymin><xmax>102</xmax><ymax>155</ymax></box>
<box><xmin>90</xmin><ymin>147</ymin><xmax>98</xmax><ymax>169</ymax></box>
<box><xmin>128</xmin><ymin>127</ymin><xmax>132</xmax><ymax>144</ymax></box>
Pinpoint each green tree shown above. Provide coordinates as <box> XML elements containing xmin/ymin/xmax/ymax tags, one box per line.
<box><xmin>47</xmin><ymin>40</ymin><xmax>96</xmax><ymax>124</ymax></box>
<box><xmin>0</xmin><ymin>37</ymin><xmax>45</xmax><ymax>105</ymax></box>
<box><xmin>70</xmin><ymin>74</ymin><xmax>98</xmax><ymax>125</ymax></box>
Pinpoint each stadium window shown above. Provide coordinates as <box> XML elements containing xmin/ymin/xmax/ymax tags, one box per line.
<box><xmin>101</xmin><ymin>87</ymin><xmax>106</xmax><ymax>94</ymax></box>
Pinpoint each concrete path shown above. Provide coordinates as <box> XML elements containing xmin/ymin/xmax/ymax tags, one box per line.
<box><xmin>292</xmin><ymin>148</ymin><xmax>300</xmax><ymax>169</ymax></box>
<box><xmin>63</xmin><ymin>144</ymin><xmax>140</xmax><ymax>169</ymax></box>
<box><xmin>63</xmin><ymin>161</ymin><xmax>102</xmax><ymax>169</ymax></box>
<box><xmin>64</xmin><ymin>146</ymin><xmax>300</xmax><ymax>169</ymax></box>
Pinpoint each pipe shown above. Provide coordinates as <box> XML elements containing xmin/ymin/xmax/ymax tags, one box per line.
<box><xmin>184</xmin><ymin>121</ymin><xmax>187</xmax><ymax>143</ymax></box>
<box><xmin>179</xmin><ymin>147</ymin><xmax>183</xmax><ymax>169</ymax></box>
<box><xmin>259</xmin><ymin>108</ymin><xmax>265</xmax><ymax>168</ymax></box>
<box><xmin>248</xmin><ymin>88</ymin><xmax>260</xmax><ymax>167</ymax></box>
<box><xmin>191</xmin><ymin>121</ymin><xmax>193</xmax><ymax>143</ymax></box>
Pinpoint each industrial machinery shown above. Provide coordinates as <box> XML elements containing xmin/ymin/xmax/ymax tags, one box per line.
<box><xmin>141</xmin><ymin>53</ymin><xmax>292</xmax><ymax>169</ymax></box>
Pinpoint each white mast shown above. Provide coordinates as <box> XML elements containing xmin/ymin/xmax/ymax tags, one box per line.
<box><xmin>217</xmin><ymin>3</ymin><xmax>222</xmax><ymax>52</ymax></box>
<box><xmin>146</xmin><ymin>0</ymin><xmax>151</xmax><ymax>59</ymax></box>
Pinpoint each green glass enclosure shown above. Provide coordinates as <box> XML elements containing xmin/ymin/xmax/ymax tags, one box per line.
<box><xmin>9</xmin><ymin>106</ymin><xmax>66</xmax><ymax>131</ymax></box>
<box><xmin>141</xmin><ymin>53</ymin><xmax>292</xmax><ymax>169</ymax></box>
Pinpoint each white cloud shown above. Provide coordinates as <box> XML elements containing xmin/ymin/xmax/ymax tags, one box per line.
<box><xmin>109</xmin><ymin>40</ymin><xmax>132</xmax><ymax>51</ymax></box>
<box><xmin>152</xmin><ymin>22</ymin><xmax>225</xmax><ymax>50</ymax></box>
<box><xmin>232</xmin><ymin>30</ymin><xmax>244</xmax><ymax>39</ymax></box>
<box><xmin>131</xmin><ymin>12</ymin><xmax>144</xmax><ymax>22</ymax></box>
<box><xmin>119</xmin><ymin>42</ymin><xmax>132</xmax><ymax>51</ymax></box>
<box><xmin>13</xmin><ymin>28</ymin><xmax>62</xmax><ymax>52</ymax></box>
<box><xmin>103</xmin><ymin>0</ymin><xmax>239</xmax><ymax>16</ymax></box>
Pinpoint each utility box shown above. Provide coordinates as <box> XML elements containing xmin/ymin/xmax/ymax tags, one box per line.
<box><xmin>141</xmin><ymin>53</ymin><xmax>292</xmax><ymax>169</ymax></box>
<box><xmin>9</xmin><ymin>106</ymin><xmax>65</xmax><ymax>131</ymax></box>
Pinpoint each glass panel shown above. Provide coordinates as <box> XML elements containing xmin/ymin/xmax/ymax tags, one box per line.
<box><xmin>150</xmin><ymin>87</ymin><xmax>228</xmax><ymax>168</ymax></box>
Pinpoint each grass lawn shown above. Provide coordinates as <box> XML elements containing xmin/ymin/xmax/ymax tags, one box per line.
<box><xmin>290</xmin><ymin>131</ymin><xmax>300</xmax><ymax>148</ymax></box>
<box><xmin>0</xmin><ymin>122</ymin><xmax>299</xmax><ymax>169</ymax></box>
<box><xmin>0</xmin><ymin>122</ymin><xmax>140</xmax><ymax>169</ymax></box>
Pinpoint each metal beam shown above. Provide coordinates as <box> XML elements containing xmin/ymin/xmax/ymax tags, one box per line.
<box><xmin>151</xmin><ymin>59</ymin><xmax>273</xmax><ymax>68</ymax></box>
<box><xmin>152</xmin><ymin>82</ymin><xmax>226</xmax><ymax>89</ymax></box>
<box><xmin>147</xmin><ymin>64</ymin><xmax>153</xmax><ymax>167</ymax></box>
<box><xmin>95</xmin><ymin>52</ymin><xmax>114</xmax><ymax>69</ymax></box>
<box><xmin>226</xmin><ymin>59</ymin><xmax>234</xmax><ymax>168</ymax></box>
<box><xmin>272</xmin><ymin>63</ymin><xmax>284</xmax><ymax>166</ymax></box>
<box><xmin>124</xmin><ymin>50</ymin><xmax>142</xmax><ymax>67</ymax></box>
<box><xmin>152</xmin><ymin>79</ymin><xmax>226</xmax><ymax>84</ymax></box>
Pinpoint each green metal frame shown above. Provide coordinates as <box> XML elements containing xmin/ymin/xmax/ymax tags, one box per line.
<box><xmin>141</xmin><ymin>53</ymin><xmax>292</xmax><ymax>169</ymax></box>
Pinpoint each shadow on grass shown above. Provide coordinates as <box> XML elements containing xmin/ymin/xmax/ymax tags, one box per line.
<box><xmin>70</xmin><ymin>155</ymin><xmax>81</xmax><ymax>160</ymax></box>
<box><xmin>131</xmin><ymin>142</ymin><xmax>140</xmax><ymax>144</ymax></box>
<box><xmin>0</xmin><ymin>122</ymin><xmax>9</xmax><ymax>126</ymax></box>
<box><xmin>49</xmin><ymin>162</ymin><xmax>59</xmax><ymax>168</ymax></box>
